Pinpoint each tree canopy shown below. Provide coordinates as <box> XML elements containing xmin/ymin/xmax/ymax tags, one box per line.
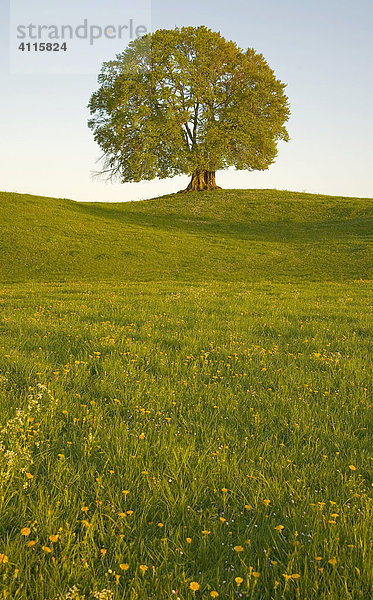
<box><xmin>88</xmin><ymin>26</ymin><xmax>290</xmax><ymax>191</ymax></box>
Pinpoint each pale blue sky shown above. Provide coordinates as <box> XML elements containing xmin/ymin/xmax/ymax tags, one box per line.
<box><xmin>1</xmin><ymin>0</ymin><xmax>372</xmax><ymax>201</ymax></box>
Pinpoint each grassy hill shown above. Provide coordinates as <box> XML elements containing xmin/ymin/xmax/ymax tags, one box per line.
<box><xmin>0</xmin><ymin>189</ymin><xmax>372</xmax><ymax>283</ymax></box>
<box><xmin>0</xmin><ymin>189</ymin><xmax>372</xmax><ymax>598</ymax></box>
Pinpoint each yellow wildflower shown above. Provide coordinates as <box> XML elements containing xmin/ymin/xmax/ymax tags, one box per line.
<box><xmin>82</xmin><ymin>520</ymin><xmax>91</xmax><ymax>527</ymax></box>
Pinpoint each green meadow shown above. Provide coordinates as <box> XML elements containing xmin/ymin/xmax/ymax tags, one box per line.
<box><xmin>0</xmin><ymin>190</ymin><xmax>372</xmax><ymax>599</ymax></box>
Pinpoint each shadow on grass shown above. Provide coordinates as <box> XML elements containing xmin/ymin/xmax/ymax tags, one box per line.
<box><xmin>74</xmin><ymin>203</ymin><xmax>373</xmax><ymax>243</ymax></box>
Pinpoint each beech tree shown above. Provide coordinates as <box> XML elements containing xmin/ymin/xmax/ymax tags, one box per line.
<box><xmin>88</xmin><ymin>26</ymin><xmax>290</xmax><ymax>191</ymax></box>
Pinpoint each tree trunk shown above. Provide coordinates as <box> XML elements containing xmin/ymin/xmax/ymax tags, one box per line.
<box><xmin>180</xmin><ymin>170</ymin><xmax>222</xmax><ymax>192</ymax></box>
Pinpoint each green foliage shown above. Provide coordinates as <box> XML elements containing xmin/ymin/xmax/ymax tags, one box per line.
<box><xmin>88</xmin><ymin>27</ymin><xmax>290</xmax><ymax>182</ymax></box>
<box><xmin>0</xmin><ymin>281</ymin><xmax>372</xmax><ymax>599</ymax></box>
<box><xmin>0</xmin><ymin>189</ymin><xmax>372</xmax><ymax>283</ymax></box>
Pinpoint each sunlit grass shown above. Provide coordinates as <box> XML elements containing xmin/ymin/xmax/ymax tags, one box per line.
<box><xmin>0</xmin><ymin>280</ymin><xmax>372</xmax><ymax>599</ymax></box>
<box><xmin>0</xmin><ymin>189</ymin><xmax>372</xmax><ymax>283</ymax></box>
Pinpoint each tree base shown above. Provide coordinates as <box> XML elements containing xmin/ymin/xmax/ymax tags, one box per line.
<box><xmin>179</xmin><ymin>170</ymin><xmax>222</xmax><ymax>192</ymax></box>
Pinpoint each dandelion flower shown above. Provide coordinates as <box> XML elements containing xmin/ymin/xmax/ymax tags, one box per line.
<box><xmin>82</xmin><ymin>520</ymin><xmax>91</xmax><ymax>527</ymax></box>
<box><xmin>349</xmin><ymin>465</ymin><xmax>356</xmax><ymax>471</ymax></box>
<box><xmin>210</xmin><ymin>592</ymin><xmax>219</xmax><ymax>598</ymax></box>
<box><xmin>186</xmin><ymin>537</ymin><xmax>192</xmax><ymax>544</ymax></box>
<box><xmin>25</xmin><ymin>473</ymin><xmax>34</xmax><ymax>480</ymax></box>
<box><xmin>234</xmin><ymin>545</ymin><xmax>244</xmax><ymax>552</ymax></box>
<box><xmin>27</xmin><ymin>540</ymin><xmax>36</xmax><ymax>547</ymax></box>
<box><xmin>328</xmin><ymin>558</ymin><xmax>337</xmax><ymax>566</ymax></box>
<box><xmin>275</xmin><ymin>525</ymin><xmax>284</xmax><ymax>532</ymax></box>
<box><xmin>252</xmin><ymin>572</ymin><xmax>260</xmax><ymax>578</ymax></box>
<box><xmin>49</xmin><ymin>535</ymin><xmax>59</xmax><ymax>543</ymax></box>
<box><xmin>21</xmin><ymin>527</ymin><xmax>31</xmax><ymax>536</ymax></box>
<box><xmin>119</xmin><ymin>563</ymin><xmax>129</xmax><ymax>571</ymax></box>
<box><xmin>263</xmin><ymin>499</ymin><xmax>270</xmax><ymax>506</ymax></box>
<box><xmin>189</xmin><ymin>582</ymin><xmax>199</xmax><ymax>591</ymax></box>
<box><xmin>139</xmin><ymin>564</ymin><xmax>148</xmax><ymax>575</ymax></box>
<box><xmin>42</xmin><ymin>546</ymin><xmax>52</xmax><ymax>553</ymax></box>
<box><xmin>221</xmin><ymin>488</ymin><xmax>228</xmax><ymax>493</ymax></box>
<box><xmin>0</xmin><ymin>554</ymin><xmax>8</xmax><ymax>564</ymax></box>
<box><xmin>235</xmin><ymin>577</ymin><xmax>243</xmax><ymax>586</ymax></box>
<box><xmin>100</xmin><ymin>549</ymin><xmax>107</xmax><ymax>556</ymax></box>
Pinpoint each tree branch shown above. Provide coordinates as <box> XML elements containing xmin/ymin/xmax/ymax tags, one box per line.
<box><xmin>192</xmin><ymin>101</ymin><xmax>199</xmax><ymax>145</ymax></box>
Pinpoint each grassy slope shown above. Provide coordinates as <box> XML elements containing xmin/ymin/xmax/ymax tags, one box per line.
<box><xmin>0</xmin><ymin>190</ymin><xmax>372</xmax><ymax>599</ymax></box>
<box><xmin>0</xmin><ymin>281</ymin><xmax>372</xmax><ymax>599</ymax></box>
<box><xmin>0</xmin><ymin>189</ymin><xmax>372</xmax><ymax>283</ymax></box>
